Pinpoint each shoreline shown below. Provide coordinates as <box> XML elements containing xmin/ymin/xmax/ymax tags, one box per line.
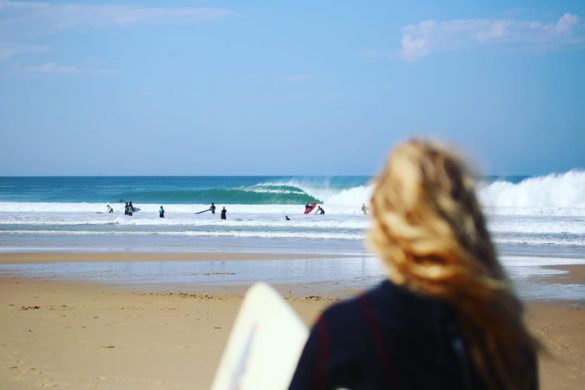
<box><xmin>543</xmin><ymin>264</ymin><xmax>585</xmax><ymax>285</ymax></box>
<box><xmin>0</xmin><ymin>251</ymin><xmax>358</xmax><ymax>264</ymax></box>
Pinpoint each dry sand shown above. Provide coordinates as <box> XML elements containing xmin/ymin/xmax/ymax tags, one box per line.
<box><xmin>0</xmin><ymin>253</ymin><xmax>583</xmax><ymax>389</ymax></box>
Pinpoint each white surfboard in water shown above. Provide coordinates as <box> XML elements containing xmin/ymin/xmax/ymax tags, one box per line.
<box><xmin>211</xmin><ymin>283</ymin><xmax>308</xmax><ymax>390</ymax></box>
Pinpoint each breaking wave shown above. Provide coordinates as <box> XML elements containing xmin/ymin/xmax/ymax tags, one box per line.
<box><xmin>478</xmin><ymin>170</ymin><xmax>585</xmax><ymax>215</ymax></box>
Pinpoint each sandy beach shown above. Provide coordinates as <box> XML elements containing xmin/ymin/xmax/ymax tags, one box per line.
<box><xmin>0</xmin><ymin>252</ymin><xmax>583</xmax><ymax>389</ymax></box>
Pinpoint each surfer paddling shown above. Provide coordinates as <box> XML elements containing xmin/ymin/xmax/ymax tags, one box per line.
<box><xmin>290</xmin><ymin>140</ymin><xmax>538</xmax><ymax>389</ymax></box>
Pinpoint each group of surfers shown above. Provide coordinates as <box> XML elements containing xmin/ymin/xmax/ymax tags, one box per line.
<box><xmin>105</xmin><ymin>201</ymin><xmax>371</xmax><ymax>220</ymax></box>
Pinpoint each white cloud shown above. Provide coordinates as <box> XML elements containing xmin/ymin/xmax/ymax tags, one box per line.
<box><xmin>8</xmin><ymin>61</ymin><xmax>118</xmax><ymax>76</ymax></box>
<box><xmin>21</xmin><ymin>62</ymin><xmax>78</xmax><ymax>75</ymax></box>
<box><xmin>400</xmin><ymin>12</ymin><xmax>585</xmax><ymax>61</ymax></box>
<box><xmin>0</xmin><ymin>1</ymin><xmax>233</xmax><ymax>76</ymax></box>
<box><xmin>0</xmin><ymin>1</ymin><xmax>234</xmax><ymax>36</ymax></box>
<box><xmin>281</xmin><ymin>73</ymin><xmax>314</xmax><ymax>83</ymax></box>
<box><xmin>0</xmin><ymin>42</ymin><xmax>50</xmax><ymax>59</ymax></box>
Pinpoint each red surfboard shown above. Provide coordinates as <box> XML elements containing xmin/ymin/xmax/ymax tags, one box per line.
<box><xmin>304</xmin><ymin>202</ymin><xmax>317</xmax><ymax>214</ymax></box>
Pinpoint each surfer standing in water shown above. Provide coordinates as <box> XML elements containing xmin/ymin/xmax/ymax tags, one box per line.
<box><xmin>210</xmin><ymin>202</ymin><xmax>216</xmax><ymax>214</ymax></box>
<box><xmin>290</xmin><ymin>139</ymin><xmax>538</xmax><ymax>390</ymax></box>
<box><xmin>159</xmin><ymin>206</ymin><xmax>165</xmax><ymax>218</ymax></box>
<box><xmin>220</xmin><ymin>207</ymin><xmax>227</xmax><ymax>220</ymax></box>
<box><xmin>361</xmin><ymin>203</ymin><xmax>368</xmax><ymax>215</ymax></box>
<box><xmin>315</xmin><ymin>206</ymin><xmax>325</xmax><ymax>215</ymax></box>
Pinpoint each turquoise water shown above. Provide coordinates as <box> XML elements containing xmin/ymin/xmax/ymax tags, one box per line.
<box><xmin>0</xmin><ymin>175</ymin><xmax>534</xmax><ymax>204</ymax></box>
<box><xmin>0</xmin><ymin>176</ymin><xmax>370</xmax><ymax>204</ymax></box>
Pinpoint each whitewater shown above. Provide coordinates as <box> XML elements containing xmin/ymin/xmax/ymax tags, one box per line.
<box><xmin>0</xmin><ymin>172</ymin><xmax>584</xmax><ymax>253</ymax></box>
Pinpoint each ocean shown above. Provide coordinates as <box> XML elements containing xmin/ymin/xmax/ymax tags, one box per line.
<box><xmin>0</xmin><ymin>172</ymin><xmax>584</xmax><ymax>300</ymax></box>
<box><xmin>0</xmin><ymin>173</ymin><xmax>584</xmax><ymax>254</ymax></box>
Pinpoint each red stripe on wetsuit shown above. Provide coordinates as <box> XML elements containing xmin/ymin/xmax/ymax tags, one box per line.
<box><xmin>316</xmin><ymin>315</ymin><xmax>329</xmax><ymax>389</ymax></box>
<box><xmin>359</xmin><ymin>293</ymin><xmax>393</xmax><ymax>386</ymax></box>
<box><xmin>314</xmin><ymin>296</ymin><xmax>392</xmax><ymax>389</ymax></box>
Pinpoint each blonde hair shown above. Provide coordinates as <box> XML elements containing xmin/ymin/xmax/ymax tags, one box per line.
<box><xmin>367</xmin><ymin>139</ymin><xmax>537</xmax><ymax>389</ymax></box>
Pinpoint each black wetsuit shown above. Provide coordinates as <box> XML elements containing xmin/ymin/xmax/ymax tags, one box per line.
<box><xmin>220</xmin><ymin>209</ymin><xmax>226</xmax><ymax>220</ymax></box>
<box><xmin>211</xmin><ymin>204</ymin><xmax>216</xmax><ymax>214</ymax></box>
<box><xmin>289</xmin><ymin>280</ymin><xmax>537</xmax><ymax>390</ymax></box>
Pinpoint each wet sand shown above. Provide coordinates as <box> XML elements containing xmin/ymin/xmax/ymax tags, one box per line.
<box><xmin>0</xmin><ymin>253</ymin><xmax>583</xmax><ymax>389</ymax></box>
<box><xmin>0</xmin><ymin>251</ymin><xmax>348</xmax><ymax>264</ymax></box>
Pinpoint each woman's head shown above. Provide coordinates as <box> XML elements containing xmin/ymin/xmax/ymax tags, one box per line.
<box><xmin>368</xmin><ymin>139</ymin><xmax>537</xmax><ymax>389</ymax></box>
<box><xmin>368</xmin><ymin>139</ymin><xmax>503</xmax><ymax>295</ymax></box>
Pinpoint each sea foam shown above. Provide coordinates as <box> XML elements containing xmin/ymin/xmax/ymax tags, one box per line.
<box><xmin>479</xmin><ymin>170</ymin><xmax>585</xmax><ymax>212</ymax></box>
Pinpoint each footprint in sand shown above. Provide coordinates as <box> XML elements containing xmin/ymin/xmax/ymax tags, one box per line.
<box><xmin>20</xmin><ymin>305</ymin><xmax>41</xmax><ymax>310</ymax></box>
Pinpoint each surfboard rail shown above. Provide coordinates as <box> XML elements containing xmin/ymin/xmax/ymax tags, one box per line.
<box><xmin>211</xmin><ymin>283</ymin><xmax>308</xmax><ymax>390</ymax></box>
<box><xmin>304</xmin><ymin>202</ymin><xmax>317</xmax><ymax>214</ymax></box>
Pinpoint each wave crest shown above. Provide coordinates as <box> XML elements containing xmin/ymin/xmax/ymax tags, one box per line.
<box><xmin>479</xmin><ymin>170</ymin><xmax>585</xmax><ymax>210</ymax></box>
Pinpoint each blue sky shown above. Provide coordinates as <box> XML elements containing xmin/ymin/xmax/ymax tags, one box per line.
<box><xmin>0</xmin><ymin>0</ymin><xmax>584</xmax><ymax>176</ymax></box>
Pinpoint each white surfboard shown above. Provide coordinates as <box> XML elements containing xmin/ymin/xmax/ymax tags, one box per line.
<box><xmin>211</xmin><ymin>283</ymin><xmax>308</xmax><ymax>390</ymax></box>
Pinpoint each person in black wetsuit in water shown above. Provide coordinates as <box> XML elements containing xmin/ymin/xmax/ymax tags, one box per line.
<box><xmin>220</xmin><ymin>207</ymin><xmax>227</xmax><ymax>220</ymax></box>
<box><xmin>210</xmin><ymin>202</ymin><xmax>216</xmax><ymax>214</ymax></box>
<box><xmin>315</xmin><ymin>206</ymin><xmax>325</xmax><ymax>215</ymax></box>
<box><xmin>289</xmin><ymin>140</ymin><xmax>538</xmax><ymax>390</ymax></box>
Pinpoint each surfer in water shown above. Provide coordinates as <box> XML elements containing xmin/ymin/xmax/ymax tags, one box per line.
<box><xmin>107</xmin><ymin>205</ymin><xmax>113</xmax><ymax>214</ymax></box>
<box><xmin>285</xmin><ymin>215</ymin><xmax>291</xmax><ymax>221</ymax></box>
<box><xmin>361</xmin><ymin>203</ymin><xmax>368</xmax><ymax>215</ymax></box>
<box><xmin>220</xmin><ymin>207</ymin><xmax>227</xmax><ymax>220</ymax></box>
<box><xmin>315</xmin><ymin>206</ymin><xmax>325</xmax><ymax>215</ymax></box>
<box><xmin>124</xmin><ymin>202</ymin><xmax>129</xmax><ymax>216</ymax></box>
<box><xmin>290</xmin><ymin>140</ymin><xmax>538</xmax><ymax>390</ymax></box>
<box><xmin>159</xmin><ymin>206</ymin><xmax>165</xmax><ymax>218</ymax></box>
<box><xmin>210</xmin><ymin>202</ymin><xmax>216</xmax><ymax>214</ymax></box>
